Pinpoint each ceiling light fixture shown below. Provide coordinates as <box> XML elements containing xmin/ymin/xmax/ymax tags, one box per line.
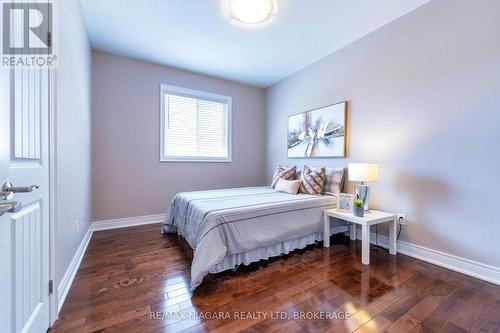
<box><xmin>229</xmin><ymin>0</ymin><xmax>276</xmax><ymax>25</ymax></box>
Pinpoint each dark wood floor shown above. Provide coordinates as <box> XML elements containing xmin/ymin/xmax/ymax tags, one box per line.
<box><xmin>50</xmin><ymin>224</ymin><xmax>500</xmax><ymax>333</ymax></box>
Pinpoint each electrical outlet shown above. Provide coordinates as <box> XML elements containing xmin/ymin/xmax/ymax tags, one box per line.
<box><xmin>75</xmin><ymin>220</ymin><xmax>79</xmax><ymax>234</ymax></box>
<box><xmin>397</xmin><ymin>213</ymin><xmax>407</xmax><ymax>225</ymax></box>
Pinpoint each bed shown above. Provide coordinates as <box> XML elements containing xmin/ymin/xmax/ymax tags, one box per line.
<box><xmin>161</xmin><ymin>182</ymin><xmax>349</xmax><ymax>289</ymax></box>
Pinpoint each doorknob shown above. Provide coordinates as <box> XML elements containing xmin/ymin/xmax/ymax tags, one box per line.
<box><xmin>2</xmin><ymin>182</ymin><xmax>39</xmax><ymax>193</ymax></box>
<box><xmin>1</xmin><ymin>182</ymin><xmax>39</xmax><ymax>200</ymax></box>
<box><xmin>0</xmin><ymin>201</ymin><xmax>22</xmax><ymax>217</ymax></box>
<box><xmin>0</xmin><ymin>190</ymin><xmax>14</xmax><ymax>200</ymax></box>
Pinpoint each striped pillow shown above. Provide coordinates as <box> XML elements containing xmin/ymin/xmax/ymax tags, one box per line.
<box><xmin>271</xmin><ymin>166</ymin><xmax>297</xmax><ymax>188</ymax></box>
<box><xmin>300</xmin><ymin>166</ymin><xmax>326</xmax><ymax>195</ymax></box>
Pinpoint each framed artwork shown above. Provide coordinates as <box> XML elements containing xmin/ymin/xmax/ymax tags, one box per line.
<box><xmin>288</xmin><ymin>101</ymin><xmax>347</xmax><ymax>158</ymax></box>
<box><xmin>337</xmin><ymin>193</ymin><xmax>354</xmax><ymax>213</ymax></box>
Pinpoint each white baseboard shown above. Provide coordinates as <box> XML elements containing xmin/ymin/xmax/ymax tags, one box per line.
<box><xmin>91</xmin><ymin>213</ymin><xmax>165</xmax><ymax>231</ymax></box>
<box><xmin>355</xmin><ymin>229</ymin><xmax>500</xmax><ymax>285</ymax></box>
<box><xmin>57</xmin><ymin>225</ymin><xmax>93</xmax><ymax>313</ymax></box>
<box><xmin>57</xmin><ymin>213</ymin><xmax>164</xmax><ymax>314</ymax></box>
<box><xmin>57</xmin><ymin>214</ymin><xmax>499</xmax><ymax>316</ymax></box>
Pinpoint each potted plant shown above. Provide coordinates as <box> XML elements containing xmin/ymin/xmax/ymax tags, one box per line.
<box><xmin>353</xmin><ymin>198</ymin><xmax>364</xmax><ymax>217</ymax></box>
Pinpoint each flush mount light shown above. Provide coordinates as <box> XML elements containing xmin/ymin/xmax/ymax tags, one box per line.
<box><xmin>229</xmin><ymin>0</ymin><xmax>276</xmax><ymax>25</ymax></box>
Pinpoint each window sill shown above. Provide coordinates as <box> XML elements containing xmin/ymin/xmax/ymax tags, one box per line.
<box><xmin>160</xmin><ymin>158</ymin><xmax>232</xmax><ymax>163</ymax></box>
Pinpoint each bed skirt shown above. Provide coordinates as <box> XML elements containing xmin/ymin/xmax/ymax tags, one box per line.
<box><xmin>208</xmin><ymin>224</ymin><xmax>349</xmax><ymax>275</ymax></box>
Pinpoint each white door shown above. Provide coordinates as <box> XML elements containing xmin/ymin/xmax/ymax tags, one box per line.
<box><xmin>0</xmin><ymin>66</ymin><xmax>51</xmax><ymax>332</ymax></box>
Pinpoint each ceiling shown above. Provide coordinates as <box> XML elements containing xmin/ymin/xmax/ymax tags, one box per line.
<box><xmin>80</xmin><ymin>0</ymin><xmax>430</xmax><ymax>87</ymax></box>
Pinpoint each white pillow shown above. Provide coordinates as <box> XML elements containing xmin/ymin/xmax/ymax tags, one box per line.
<box><xmin>324</xmin><ymin>167</ymin><xmax>346</xmax><ymax>193</ymax></box>
<box><xmin>275</xmin><ymin>178</ymin><xmax>302</xmax><ymax>195</ymax></box>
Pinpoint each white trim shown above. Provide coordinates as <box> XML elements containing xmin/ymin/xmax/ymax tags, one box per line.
<box><xmin>354</xmin><ymin>229</ymin><xmax>500</xmax><ymax>285</ymax></box>
<box><xmin>159</xmin><ymin>83</ymin><xmax>232</xmax><ymax>163</ymax></box>
<box><xmin>56</xmin><ymin>214</ymin><xmax>164</xmax><ymax>314</ymax></box>
<box><xmin>55</xmin><ymin>213</ymin><xmax>500</xmax><ymax>316</ymax></box>
<box><xmin>57</xmin><ymin>226</ymin><xmax>93</xmax><ymax>313</ymax></box>
<box><xmin>92</xmin><ymin>214</ymin><xmax>165</xmax><ymax>231</ymax></box>
<box><xmin>48</xmin><ymin>68</ymin><xmax>58</xmax><ymax>324</ymax></box>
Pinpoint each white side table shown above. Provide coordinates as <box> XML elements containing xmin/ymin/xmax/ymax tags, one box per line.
<box><xmin>323</xmin><ymin>209</ymin><xmax>397</xmax><ymax>265</ymax></box>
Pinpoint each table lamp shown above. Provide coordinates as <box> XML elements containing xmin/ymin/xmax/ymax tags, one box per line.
<box><xmin>348</xmin><ymin>163</ymin><xmax>378</xmax><ymax>210</ymax></box>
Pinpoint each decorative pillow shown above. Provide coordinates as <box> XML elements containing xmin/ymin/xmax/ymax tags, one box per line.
<box><xmin>271</xmin><ymin>166</ymin><xmax>297</xmax><ymax>188</ymax></box>
<box><xmin>275</xmin><ymin>179</ymin><xmax>302</xmax><ymax>195</ymax></box>
<box><xmin>300</xmin><ymin>166</ymin><xmax>326</xmax><ymax>195</ymax></box>
<box><xmin>323</xmin><ymin>167</ymin><xmax>346</xmax><ymax>194</ymax></box>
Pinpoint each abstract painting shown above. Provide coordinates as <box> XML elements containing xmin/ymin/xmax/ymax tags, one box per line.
<box><xmin>287</xmin><ymin>101</ymin><xmax>347</xmax><ymax>158</ymax></box>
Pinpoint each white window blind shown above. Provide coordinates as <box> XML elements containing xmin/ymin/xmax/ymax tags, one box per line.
<box><xmin>160</xmin><ymin>85</ymin><xmax>231</xmax><ymax>162</ymax></box>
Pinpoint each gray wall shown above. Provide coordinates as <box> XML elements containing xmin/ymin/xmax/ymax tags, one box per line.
<box><xmin>55</xmin><ymin>0</ymin><xmax>92</xmax><ymax>286</ymax></box>
<box><xmin>265</xmin><ymin>0</ymin><xmax>500</xmax><ymax>268</ymax></box>
<box><xmin>91</xmin><ymin>51</ymin><xmax>266</xmax><ymax>221</ymax></box>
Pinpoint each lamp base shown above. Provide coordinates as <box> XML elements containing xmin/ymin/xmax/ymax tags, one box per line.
<box><xmin>355</xmin><ymin>185</ymin><xmax>370</xmax><ymax>210</ymax></box>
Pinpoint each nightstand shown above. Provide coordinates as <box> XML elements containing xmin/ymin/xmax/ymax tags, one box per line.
<box><xmin>323</xmin><ymin>209</ymin><xmax>397</xmax><ymax>265</ymax></box>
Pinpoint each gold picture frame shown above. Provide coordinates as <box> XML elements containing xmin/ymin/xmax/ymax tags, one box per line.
<box><xmin>287</xmin><ymin>101</ymin><xmax>348</xmax><ymax>158</ymax></box>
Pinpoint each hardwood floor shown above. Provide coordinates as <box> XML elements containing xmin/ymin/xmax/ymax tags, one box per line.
<box><xmin>50</xmin><ymin>224</ymin><xmax>500</xmax><ymax>333</ymax></box>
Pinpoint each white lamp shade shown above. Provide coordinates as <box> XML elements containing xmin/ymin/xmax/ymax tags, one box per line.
<box><xmin>348</xmin><ymin>163</ymin><xmax>378</xmax><ymax>182</ymax></box>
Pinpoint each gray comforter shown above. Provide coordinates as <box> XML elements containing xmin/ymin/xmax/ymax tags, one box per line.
<box><xmin>162</xmin><ymin>186</ymin><xmax>338</xmax><ymax>288</ymax></box>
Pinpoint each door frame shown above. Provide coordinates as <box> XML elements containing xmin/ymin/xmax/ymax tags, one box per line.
<box><xmin>48</xmin><ymin>68</ymin><xmax>57</xmax><ymax>325</ymax></box>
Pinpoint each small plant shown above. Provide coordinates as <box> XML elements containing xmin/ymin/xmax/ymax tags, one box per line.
<box><xmin>353</xmin><ymin>198</ymin><xmax>364</xmax><ymax>217</ymax></box>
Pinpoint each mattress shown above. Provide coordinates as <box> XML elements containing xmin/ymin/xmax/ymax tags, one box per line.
<box><xmin>162</xmin><ymin>186</ymin><xmax>348</xmax><ymax>288</ymax></box>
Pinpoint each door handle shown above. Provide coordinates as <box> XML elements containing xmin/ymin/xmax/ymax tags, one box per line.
<box><xmin>0</xmin><ymin>201</ymin><xmax>22</xmax><ymax>217</ymax></box>
<box><xmin>2</xmin><ymin>182</ymin><xmax>39</xmax><ymax>193</ymax></box>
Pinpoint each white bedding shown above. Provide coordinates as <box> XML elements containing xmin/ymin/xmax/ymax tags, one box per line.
<box><xmin>162</xmin><ymin>186</ymin><xmax>348</xmax><ymax>288</ymax></box>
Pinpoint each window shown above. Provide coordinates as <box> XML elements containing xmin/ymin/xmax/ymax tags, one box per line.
<box><xmin>160</xmin><ymin>84</ymin><xmax>232</xmax><ymax>162</ymax></box>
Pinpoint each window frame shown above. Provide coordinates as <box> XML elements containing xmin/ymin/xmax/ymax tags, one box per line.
<box><xmin>159</xmin><ymin>84</ymin><xmax>232</xmax><ymax>163</ymax></box>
